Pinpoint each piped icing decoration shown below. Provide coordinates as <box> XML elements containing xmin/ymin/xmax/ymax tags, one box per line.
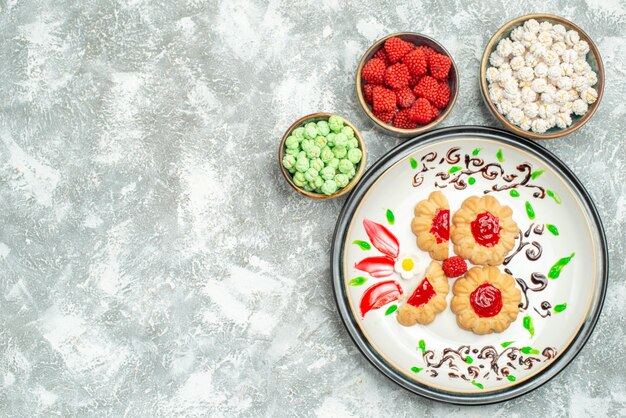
<box><xmin>363</xmin><ymin>219</ymin><xmax>400</xmax><ymax>258</ymax></box>
<box><xmin>430</xmin><ymin>208</ymin><xmax>450</xmax><ymax>244</ymax></box>
<box><xmin>354</xmin><ymin>256</ymin><xmax>395</xmax><ymax>278</ymax></box>
<box><xmin>470</xmin><ymin>212</ymin><xmax>501</xmax><ymax>248</ymax></box>
<box><xmin>470</xmin><ymin>283</ymin><xmax>503</xmax><ymax>318</ymax></box>
<box><xmin>359</xmin><ymin>280</ymin><xmax>403</xmax><ymax>317</ymax></box>
<box><xmin>394</xmin><ymin>253</ymin><xmax>427</xmax><ymax>280</ymax></box>
<box><xmin>407</xmin><ymin>278</ymin><xmax>436</xmax><ymax>307</ymax></box>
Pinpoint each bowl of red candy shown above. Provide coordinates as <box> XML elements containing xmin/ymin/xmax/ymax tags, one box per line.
<box><xmin>356</xmin><ymin>32</ymin><xmax>459</xmax><ymax>137</ymax></box>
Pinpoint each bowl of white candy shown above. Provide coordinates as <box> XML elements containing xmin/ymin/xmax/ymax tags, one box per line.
<box><xmin>480</xmin><ymin>14</ymin><xmax>604</xmax><ymax>140</ymax></box>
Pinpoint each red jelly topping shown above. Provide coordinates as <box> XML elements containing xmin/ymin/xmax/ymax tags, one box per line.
<box><xmin>470</xmin><ymin>212</ymin><xmax>501</xmax><ymax>247</ymax></box>
<box><xmin>470</xmin><ymin>283</ymin><xmax>503</xmax><ymax>317</ymax></box>
<box><xmin>407</xmin><ymin>278</ymin><xmax>436</xmax><ymax>307</ymax></box>
<box><xmin>430</xmin><ymin>209</ymin><xmax>450</xmax><ymax>244</ymax></box>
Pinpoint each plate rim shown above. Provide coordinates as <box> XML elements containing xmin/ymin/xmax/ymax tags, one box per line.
<box><xmin>330</xmin><ymin>125</ymin><xmax>609</xmax><ymax>405</ymax></box>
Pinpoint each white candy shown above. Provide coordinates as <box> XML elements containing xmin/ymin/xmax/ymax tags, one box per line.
<box><xmin>574</xmin><ymin>40</ymin><xmax>589</xmax><ymax>56</ymax></box>
<box><xmin>572</xmin><ymin>99</ymin><xmax>588</xmax><ymax>115</ymax></box>
<box><xmin>561</xmin><ymin>49</ymin><xmax>578</xmax><ymax>63</ymax></box>
<box><xmin>541</xmin><ymin>91</ymin><xmax>555</xmax><ymax>104</ymax></box>
<box><xmin>557</xmin><ymin>76</ymin><xmax>573</xmax><ymax>90</ymax></box>
<box><xmin>552</xmin><ymin>24</ymin><xmax>567</xmax><ymax>39</ymax></box>
<box><xmin>568</xmin><ymin>89</ymin><xmax>579</xmax><ymax>101</ymax></box>
<box><xmin>510</xmin><ymin>26</ymin><xmax>525</xmax><ymax>42</ymax></box>
<box><xmin>573</xmin><ymin>59</ymin><xmax>590</xmax><ymax>74</ymax></box>
<box><xmin>519</xmin><ymin>116</ymin><xmax>532</xmax><ymax>131</ymax></box>
<box><xmin>511</xmin><ymin>41</ymin><xmax>525</xmax><ymax>57</ymax></box>
<box><xmin>524</xmin><ymin>52</ymin><xmax>539</xmax><ymax>68</ymax></box>
<box><xmin>489</xmin><ymin>85</ymin><xmax>504</xmax><ymax>103</ymax></box>
<box><xmin>523</xmin><ymin>102</ymin><xmax>539</xmax><ymax>118</ymax></box>
<box><xmin>572</xmin><ymin>74</ymin><xmax>588</xmax><ymax>91</ymax></box>
<box><xmin>497</xmin><ymin>98</ymin><xmax>513</xmax><ymax>115</ymax></box>
<box><xmin>560</xmin><ymin>101</ymin><xmax>574</xmax><ymax>114</ymax></box>
<box><xmin>500</xmin><ymin>62</ymin><xmax>511</xmax><ymax>71</ymax></box>
<box><xmin>531</xmin><ymin>118</ymin><xmax>550</xmax><ymax>133</ymax></box>
<box><xmin>521</xmin><ymin>86</ymin><xmax>537</xmax><ymax>102</ymax></box>
<box><xmin>580</xmin><ymin>87</ymin><xmax>598</xmax><ymax>104</ymax></box>
<box><xmin>585</xmin><ymin>70</ymin><xmax>598</xmax><ymax>86</ymax></box>
<box><xmin>547</xmin><ymin>64</ymin><xmax>563</xmax><ymax>81</ymax></box>
<box><xmin>497</xmin><ymin>38</ymin><xmax>514</xmax><ymax>57</ymax></box>
<box><xmin>555</xmin><ymin>89</ymin><xmax>570</xmax><ymax>104</ymax></box>
<box><xmin>524</xmin><ymin>19</ymin><xmax>541</xmax><ymax>34</ymax></box>
<box><xmin>543</xmin><ymin>50</ymin><xmax>560</xmax><ymax>66</ymax></box>
<box><xmin>486</xmin><ymin>67</ymin><xmax>500</xmax><ymax>83</ymax></box>
<box><xmin>510</xmin><ymin>56</ymin><xmax>525</xmax><ymax>71</ymax></box>
<box><xmin>534</xmin><ymin>62</ymin><xmax>548</xmax><ymax>78</ymax></box>
<box><xmin>539</xmin><ymin>21</ymin><xmax>553</xmax><ymax>32</ymax></box>
<box><xmin>565</xmin><ymin>30</ymin><xmax>580</xmax><ymax>46</ymax></box>
<box><xmin>555</xmin><ymin>112</ymin><xmax>573</xmax><ymax>128</ymax></box>
<box><xmin>546</xmin><ymin>115</ymin><xmax>557</xmax><ymax>129</ymax></box>
<box><xmin>531</xmin><ymin>77</ymin><xmax>548</xmax><ymax>93</ymax></box>
<box><xmin>489</xmin><ymin>51</ymin><xmax>505</xmax><ymax>67</ymax></box>
<box><xmin>507</xmin><ymin>107</ymin><xmax>524</xmax><ymax>124</ymax></box>
<box><xmin>530</xmin><ymin>42</ymin><xmax>548</xmax><ymax>58</ymax></box>
<box><xmin>560</xmin><ymin>62</ymin><xmax>574</xmax><ymax>77</ymax></box>
<box><xmin>537</xmin><ymin>31</ymin><xmax>553</xmax><ymax>46</ymax></box>
<box><xmin>552</xmin><ymin>41</ymin><xmax>567</xmax><ymax>56</ymax></box>
<box><xmin>522</xmin><ymin>31</ymin><xmax>537</xmax><ymax>47</ymax></box>
<box><xmin>518</xmin><ymin>66</ymin><xmax>535</xmax><ymax>82</ymax></box>
<box><xmin>503</xmin><ymin>81</ymin><xmax>521</xmax><ymax>101</ymax></box>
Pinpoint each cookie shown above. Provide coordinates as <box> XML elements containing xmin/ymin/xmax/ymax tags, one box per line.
<box><xmin>397</xmin><ymin>261</ymin><xmax>449</xmax><ymax>326</ymax></box>
<box><xmin>411</xmin><ymin>191</ymin><xmax>450</xmax><ymax>260</ymax></box>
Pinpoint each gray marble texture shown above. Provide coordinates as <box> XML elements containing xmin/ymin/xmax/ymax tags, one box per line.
<box><xmin>0</xmin><ymin>0</ymin><xmax>625</xmax><ymax>416</ymax></box>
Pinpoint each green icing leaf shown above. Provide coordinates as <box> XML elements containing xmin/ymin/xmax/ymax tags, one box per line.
<box><xmin>410</xmin><ymin>366</ymin><xmax>423</xmax><ymax>373</ymax></box>
<box><xmin>531</xmin><ymin>169</ymin><xmax>545</xmax><ymax>179</ymax></box>
<box><xmin>510</xmin><ymin>190</ymin><xmax>520</xmax><ymax>198</ymax></box>
<box><xmin>547</xmin><ymin>189</ymin><xmax>562</xmax><ymax>204</ymax></box>
<box><xmin>449</xmin><ymin>166</ymin><xmax>462</xmax><ymax>173</ymax></box>
<box><xmin>471</xmin><ymin>380</ymin><xmax>484</xmax><ymax>390</ymax></box>
<box><xmin>523</xmin><ymin>315</ymin><xmax>535</xmax><ymax>338</ymax></box>
<box><xmin>386</xmin><ymin>209</ymin><xmax>395</xmax><ymax>225</ymax></box>
<box><xmin>521</xmin><ymin>346</ymin><xmax>540</xmax><ymax>355</ymax></box>
<box><xmin>465</xmin><ymin>356</ymin><xmax>473</xmax><ymax>364</ymax></box>
<box><xmin>410</xmin><ymin>157</ymin><xmax>418</xmax><ymax>169</ymax></box>
<box><xmin>525</xmin><ymin>201</ymin><xmax>536</xmax><ymax>220</ymax></box>
<box><xmin>496</xmin><ymin>149</ymin><xmax>504</xmax><ymax>162</ymax></box>
<box><xmin>468</xmin><ymin>177</ymin><xmax>476</xmax><ymax>185</ymax></box>
<box><xmin>501</xmin><ymin>341</ymin><xmax>515</xmax><ymax>348</ymax></box>
<box><xmin>548</xmin><ymin>253</ymin><xmax>575</xmax><ymax>279</ymax></box>
<box><xmin>352</xmin><ymin>240</ymin><xmax>371</xmax><ymax>250</ymax></box>
<box><xmin>418</xmin><ymin>339</ymin><xmax>426</xmax><ymax>354</ymax></box>
<box><xmin>385</xmin><ymin>304</ymin><xmax>398</xmax><ymax>316</ymax></box>
<box><xmin>472</xmin><ymin>148</ymin><xmax>482</xmax><ymax>156</ymax></box>
<box><xmin>554</xmin><ymin>303</ymin><xmax>567</xmax><ymax>313</ymax></box>
<box><xmin>507</xmin><ymin>375</ymin><xmax>517</xmax><ymax>382</ymax></box>
<box><xmin>546</xmin><ymin>224</ymin><xmax>559</xmax><ymax>236</ymax></box>
<box><xmin>348</xmin><ymin>276</ymin><xmax>367</xmax><ymax>286</ymax></box>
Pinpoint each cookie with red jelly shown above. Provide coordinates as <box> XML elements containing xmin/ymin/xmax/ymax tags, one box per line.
<box><xmin>397</xmin><ymin>261</ymin><xmax>449</xmax><ymax>326</ymax></box>
<box><xmin>451</xmin><ymin>266</ymin><xmax>521</xmax><ymax>334</ymax></box>
<box><xmin>411</xmin><ymin>191</ymin><xmax>450</xmax><ymax>260</ymax></box>
<box><xmin>450</xmin><ymin>195</ymin><xmax>519</xmax><ymax>266</ymax></box>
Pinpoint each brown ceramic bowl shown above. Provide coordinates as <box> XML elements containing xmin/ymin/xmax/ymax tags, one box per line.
<box><xmin>356</xmin><ymin>32</ymin><xmax>459</xmax><ymax>138</ymax></box>
<box><xmin>480</xmin><ymin>14</ymin><xmax>605</xmax><ymax>140</ymax></box>
<box><xmin>278</xmin><ymin>112</ymin><xmax>366</xmax><ymax>200</ymax></box>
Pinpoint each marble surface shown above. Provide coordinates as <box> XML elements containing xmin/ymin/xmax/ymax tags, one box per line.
<box><xmin>0</xmin><ymin>0</ymin><xmax>625</xmax><ymax>416</ymax></box>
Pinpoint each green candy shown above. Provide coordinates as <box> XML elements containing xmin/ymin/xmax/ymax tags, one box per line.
<box><xmin>310</xmin><ymin>158</ymin><xmax>324</xmax><ymax>172</ymax></box>
<box><xmin>313</xmin><ymin>176</ymin><xmax>324</xmax><ymax>190</ymax></box>
<box><xmin>321</xmin><ymin>179</ymin><xmax>338</xmax><ymax>195</ymax></box>
<box><xmin>314</xmin><ymin>135</ymin><xmax>327</xmax><ymax>148</ymax></box>
<box><xmin>320</xmin><ymin>165</ymin><xmax>336</xmax><ymax>180</ymax></box>
<box><xmin>326</xmin><ymin>133</ymin><xmax>336</xmax><ymax>147</ymax></box>
<box><xmin>347</xmin><ymin>148</ymin><xmax>362</xmax><ymax>164</ymax></box>
<box><xmin>306</xmin><ymin>145</ymin><xmax>321</xmax><ymax>159</ymax></box>
<box><xmin>287</xmin><ymin>167</ymin><xmax>296</xmax><ymax>174</ymax></box>
<box><xmin>320</xmin><ymin>146</ymin><xmax>334</xmax><ymax>163</ymax></box>
<box><xmin>317</xmin><ymin>120</ymin><xmax>330</xmax><ymax>136</ymax></box>
<box><xmin>333</xmin><ymin>146</ymin><xmax>347</xmax><ymax>159</ymax></box>
<box><xmin>338</xmin><ymin>159</ymin><xmax>354</xmax><ymax>174</ymax></box>
<box><xmin>341</xmin><ymin>126</ymin><xmax>355</xmax><ymax>139</ymax></box>
<box><xmin>285</xmin><ymin>147</ymin><xmax>299</xmax><ymax>156</ymax></box>
<box><xmin>295</xmin><ymin>157</ymin><xmax>309</xmax><ymax>173</ymax></box>
<box><xmin>300</xmin><ymin>139</ymin><xmax>313</xmax><ymax>153</ymax></box>
<box><xmin>334</xmin><ymin>173</ymin><xmax>349</xmax><ymax>188</ymax></box>
<box><xmin>329</xmin><ymin>158</ymin><xmax>340</xmax><ymax>169</ymax></box>
<box><xmin>292</xmin><ymin>127</ymin><xmax>305</xmax><ymax>139</ymax></box>
<box><xmin>334</xmin><ymin>133</ymin><xmax>348</xmax><ymax>148</ymax></box>
<box><xmin>346</xmin><ymin>138</ymin><xmax>359</xmax><ymax>150</ymax></box>
<box><xmin>293</xmin><ymin>172</ymin><xmax>306</xmax><ymax>187</ymax></box>
<box><xmin>282</xmin><ymin>154</ymin><xmax>296</xmax><ymax>170</ymax></box>
<box><xmin>304</xmin><ymin>168</ymin><xmax>319</xmax><ymax>182</ymax></box>
<box><xmin>298</xmin><ymin>151</ymin><xmax>307</xmax><ymax>160</ymax></box>
<box><xmin>328</xmin><ymin>115</ymin><xmax>344</xmax><ymax>133</ymax></box>
<box><xmin>303</xmin><ymin>183</ymin><xmax>313</xmax><ymax>192</ymax></box>
<box><xmin>285</xmin><ymin>135</ymin><xmax>299</xmax><ymax>149</ymax></box>
<box><xmin>346</xmin><ymin>166</ymin><xmax>356</xmax><ymax>178</ymax></box>
<box><xmin>304</xmin><ymin>122</ymin><xmax>318</xmax><ymax>139</ymax></box>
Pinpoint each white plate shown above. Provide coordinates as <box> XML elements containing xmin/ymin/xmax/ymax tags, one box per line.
<box><xmin>331</xmin><ymin>126</ymin><xmax>607</xmax><ymax>404</ymax></box>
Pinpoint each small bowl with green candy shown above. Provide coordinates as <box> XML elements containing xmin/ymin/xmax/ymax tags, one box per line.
<box><xmin>279</xmin><ymin>113</ymin><xmax>366</xmax><ymax>199</ymax></box>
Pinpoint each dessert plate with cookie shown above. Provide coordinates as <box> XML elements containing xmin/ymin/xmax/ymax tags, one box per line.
<box><xmin>331</xmin><ymin>126</ymin><xmax>607</xmax><ymax>404</ymax></box>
